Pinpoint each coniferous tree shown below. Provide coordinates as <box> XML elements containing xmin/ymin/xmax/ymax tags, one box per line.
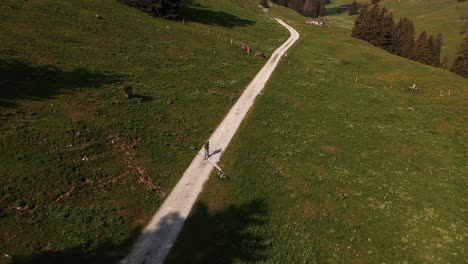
<box><xmin>432</xmin><ymin>33</ymin><xmax>443</xmax><ymax>66</ymax></box>
<box><xmin>348</xmin><ymin>1</ymin><xmax>358</xmax><ymax>16</ymax></box>
<box><xmin>351</xmin><ymin>5</ymin><xmax>369</xmax><ymax>40</ymax></box>
<box><xmin>280</xmin><ymin>0</ymin><xmax>326</xmax><ymax>17</ymax></box>
<box><xmin>303</xmin><ymin>0</ymin><xmax>315</xmax><ymax>17</ymax></box>
<box><xmin>319</xmin><ymin>0</ymin><xmax>327</xmax><ymax>16</ymax></box>
<box><xmin>290</xmin><ymin>0</ymin><xmax>303</xmax><ymax>13</ymax></box>
<box><xmin>377</xmin><ymin>8</ymin><xmax>395</xmax><ymax>52</ymax></box>
<box><xmin>451</xmin><ymin>35</ymin><xmax>468</xmax><ymax>77</ymax></box>
<box><xmin>366</xmin><ymin>4</ymin><xmax>381</xmax><ymax>45</ymax></box>
<box><xmin>412</xmin><ymin>31</ymin><xmax>433</xmax><ymax>65</ymax></box>
<box><xmin>350</xmin><ymin>3</ymin><xmax>446</xmax><ymax>70</ymax></box>
<box><xmin>260</xmin><ymin>0</ymin><xmax>269</xmax><ymax>8</ymax></box>
<box><xmin>393</xmin><ymin>17</ymin><xmax>415</xmax><ymax>58</ymax></box>
<box><xmin>427</xmin><ymin>35</ymin><xmax>435</xmax><ymax>65</ymax></box>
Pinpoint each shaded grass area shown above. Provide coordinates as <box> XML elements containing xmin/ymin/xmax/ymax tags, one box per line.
<box><xmin>166</xmin><ymin>199</ymin><xmax>268</xmax><ymax>264</ymax></box>
<box><xmin>168</xmin><ymin>5</ymin><xmax>468</xmax><ymax>263</ymax></box>
<box><xmin>182</xmin><ymin>0</ymin><xmax>256</xmax><ymax>28</ymax></box>
<box><xmin>0</xmin><ymin>59</ymin><xmax>126</xmax><ymax>107</ymax></box>
<box><xmin>21</xmin><ymin>199</ymin><xmax>267</xmax><ymax>264</ymax></box>
<box><xmin>0</xmin><ymin>0</ymin><xmax>288</xmax><ymax>262</ymax></box>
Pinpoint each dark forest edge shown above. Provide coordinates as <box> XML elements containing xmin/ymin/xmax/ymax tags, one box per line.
<box><xmin>270</xmin><ymin>0</ymin><xmax>329</xmax><ymax>18</ymax></box>
<box><xmin>122</xmin><ymin>0</ymin><xmax>181</xmax><ymax>19</ymax></box>
<box><xmin>351</xmin><ymin>3</ymin><xmax>468</xmax><ymax>78</ymax></box>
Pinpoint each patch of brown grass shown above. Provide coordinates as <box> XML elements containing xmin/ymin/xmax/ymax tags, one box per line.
<box><xmin>320</xmin><ymin>144</ymin><xmax>338</xmax><ymax>154</ymax></box>
<box><xmin>301</xmin><ymin>200</ymin><xmax>318</xmax><ymax>219</ymax></box>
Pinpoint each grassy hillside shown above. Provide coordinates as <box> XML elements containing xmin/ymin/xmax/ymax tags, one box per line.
<box><xmin>326</xmin><ymin>0</ymin><xmax>468</xmax><ymax>62</ymax></box>
<box><xmin>167</xmin><ymin>5</ymin><xmax>468</xmax><ymax>264</ymax></box>
<box><xmin>0</xmin><ymin>0</ymin><xmax>288</xmax><ymax>262</ymax></box>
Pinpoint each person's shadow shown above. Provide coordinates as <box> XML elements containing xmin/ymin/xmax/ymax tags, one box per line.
<box><xmin>209</xmin><ymin>148</ymin><xmax>222</xmax><ymax>158</ymax></box>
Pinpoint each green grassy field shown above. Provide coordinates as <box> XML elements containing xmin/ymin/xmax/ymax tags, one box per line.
<box><xmin>167</xmin><ymin>5</ymin><xmax>468</xmax><ymax>264</ymax></box>
<box><xmin>325</xmin><ymin>0</ymin><xmax>468</xmax><ymax>62</ymax></box>
<box><xmin>0</xmin><ymin>0</ymin><xmax>288</xmax><ymax>263</ymax></box>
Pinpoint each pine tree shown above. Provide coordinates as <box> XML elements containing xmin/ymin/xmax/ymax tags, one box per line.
<box><xmin>290</xmin><ymin>0</ymin><xmax>304</xmax><ymax>13</ymax></box>
<box><xmin>432</xmin><ymin>33</ymin><xmax>443</xmax><ymax>67</ymax></box>
<box><xmin>427</xmin><ymin>35</ymin><xmax>435</xmax><ymax>65</ymax></box>
<box><xmin>260</xmin><ymin>0</ymin><xmax>269</xmax><ymax>8</ymax></box>
<box><xmin>348</xmin><ymin>1</ymin><xmax>358</xmax><ymax>16</ymax></box>
<box><xmin>451</xmin><ymin>35</ymin><xmax>468</xmax><ymax>77</ymax></box>
<box><xmin>377</xmin><ymin>8</ymin><xmax>395</xmax><ymax>52</ymax></box>
<box><xmin>318</xmin><ymin>0</ymin><xmax>326</xmax><ymax>17</ymax></box>
<box><xmin>411</xmin><ymin>31</ymin><xmax>432</xmax><ymax>65</ymax></box>
<box><xmin>366</xmin><ymin>4</ymin><xmax>382</xmax><ymax>45</ymax></box>
<box><xmin>351</xmin><ymin>5</ymin><xmax>369</xmax><ymax>40</ymax></box>
<box><xmin>393</xmin><ymin>17</ymin><xmax>415</xmax><ymax>59</ymax></box>
<box><xmin>303</xmin><ymin>0</ymin><xmax>314</xmax><ymax>16</ymax></box>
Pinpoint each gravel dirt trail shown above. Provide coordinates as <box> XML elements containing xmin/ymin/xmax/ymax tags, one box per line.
<box><xmin>122</xmin><ymin>18</ymin><xmax>299</xmax><ymax>264</ymax></box>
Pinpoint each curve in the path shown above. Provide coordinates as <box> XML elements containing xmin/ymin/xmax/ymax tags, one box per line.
<box><xmin>122</xmin><ymin>18</ymin><xmax>299</xmax><ymax>264</ymax></box>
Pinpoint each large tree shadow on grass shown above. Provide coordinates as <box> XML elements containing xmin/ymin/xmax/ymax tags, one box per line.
<box><xmin>180</xmin><ymin>1</ymin><xmax>255</xmax><ymax>28</ymax></box>
<box><xmin>13</xmin><ymin>228</ymin><xmax>142</xmax><ymax>264</ymax></box>
<box><xmin>165</xmin><ymin>199</ymin><xmax>268</xmax><ymax>263</ymax></box>
<box><xmin>0</xmin><ymin>59</ymin><xmax>126</xmax><ymax>108</ymax></box>
<box><xmin>10</xmin><ymin>200</ymin><xmax>268</xmax><ymax>264</ymax></box>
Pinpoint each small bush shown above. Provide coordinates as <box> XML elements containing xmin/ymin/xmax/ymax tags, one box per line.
<box><xmin>122</xmin><ymin>0</ymin><xmax>180</xmax><ymax>19</ymax></box>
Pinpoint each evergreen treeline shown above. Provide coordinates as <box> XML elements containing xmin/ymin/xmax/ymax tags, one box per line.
<box><xmin>260</xmin><ymin>0</ymin><xmax>269</xmax><ymax>8</ymax></box>
<box><xmin>272</xmin><ymin>0</ymin><xmax>328</xmax><ymax>17</ymax></box>
<box><xmin>451</xmin><ymin>35</ymin><xmax>468</xmax><ymax>77</ymax></box>
<box><xmin>348</xmin><ymin>1</ymin><xmax>358</xmax><ymax>16</ymax></box>
<box><xmin>352</xmin><ymin>4</ymin><xmax>442</xmax><ymax>67</ymax></box>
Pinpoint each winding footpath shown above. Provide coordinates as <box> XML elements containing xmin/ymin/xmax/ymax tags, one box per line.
<box><xmin>123</xmin><ymin>18</ymin><xmax>299</xmax><ymax>264</ymax></box>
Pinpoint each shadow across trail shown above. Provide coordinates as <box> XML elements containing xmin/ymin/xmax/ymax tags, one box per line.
<box><xmin>180</xmin><ymin>1</ymin><xmax>255</xmax><ymax>28</ymax></box>
<box><xmin>165</xmin><ymin>199</ymin><xmax>269</xmax><ymax>263</ymax></box>
<box><xmin>0</xmin><ymin>59</ymin><xmax>126</xmax><ymax>107</ymax></box>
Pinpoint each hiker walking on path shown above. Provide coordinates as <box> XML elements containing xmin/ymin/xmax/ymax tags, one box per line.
<box><xmin>204</xmin><ymin>141</ymin><xmax>210</xmax><ymax>160</ymax></box>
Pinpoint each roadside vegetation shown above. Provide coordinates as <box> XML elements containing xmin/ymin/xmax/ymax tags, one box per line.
<box><xmin>167</xmin><ymin>4</ymin><xmax>468</xmax><ymax>263</ymax></box>
<box><xmin>0</xmin><ymin>0</ymin><xmax>288</xmax><ymax>262</ymax></box>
